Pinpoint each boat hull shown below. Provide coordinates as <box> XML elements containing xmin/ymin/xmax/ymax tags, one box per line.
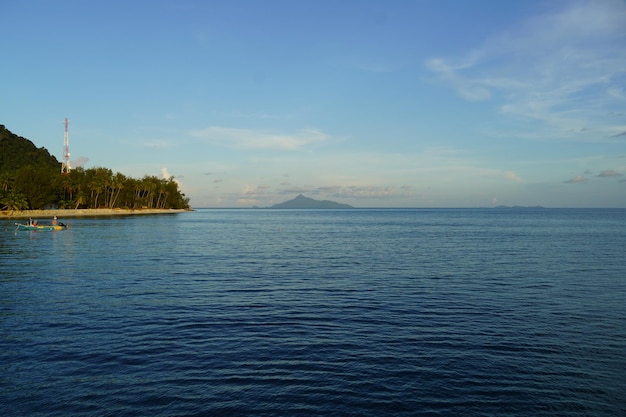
<box><xmin>16</xmin><ymin>224</ymin><xmax>66</xmax><ymax>231</ymax></box>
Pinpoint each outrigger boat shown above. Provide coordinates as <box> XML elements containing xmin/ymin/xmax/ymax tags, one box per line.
<box><xmin>15</xmin><ymin>224</ymin><xmax>67</xmax><ymax>231</ymax></box>
<box><xmin>15</xmin><ymin>221</ymin><xmax>68</xmax><ymax>231</ymax></box>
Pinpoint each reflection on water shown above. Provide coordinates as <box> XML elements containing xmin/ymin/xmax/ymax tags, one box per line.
<box><xmin>1</xmin><ymin>209</ymin><xmax>625</xmax><ymax>416</ymax></box>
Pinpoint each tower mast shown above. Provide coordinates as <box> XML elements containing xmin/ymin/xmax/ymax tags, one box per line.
<box><xmin>61</xmin><ymin>117</ymin><xmax>71</xmax><ymax>174</ymax></box>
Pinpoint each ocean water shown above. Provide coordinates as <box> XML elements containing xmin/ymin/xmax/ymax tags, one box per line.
<box><xmin>1</xmin><ymin>208</ymin><xmax>625</xmax><ymax>416</ymax></box>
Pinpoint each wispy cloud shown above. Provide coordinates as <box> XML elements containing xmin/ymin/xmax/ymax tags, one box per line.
<box><xmin>142</xmin><ymin>140</ymin><xmax>173</xmax><ymax>149</ymax></box>
<box><xmin>426</xmin><ymin>0</ymin><xmax>626</xmax><ymax>138</ymax></box>
<box><xmin>218</xmin><ymin>109</ymin><xmax>296</xmax><ymax>120</ymax></box>
<box><xmin>236</xmin><ymin>184</ymin><xmax>271</xmax><ymax>205</ymax></box>
<box><xmin>279</xmin><ymin>186</ymin><xmax>316</xmax><ymax>195</ymax></box>
<box><xmin>276</xmin><ymin>184</ymin><xmax>415</xmax><ymax>200</ymax></box>
<box><xmin>565</xmin><ymin>175</ymin><xmax>589</xmax><ymax>184</ymax></box>
<box><xmin>494</xmin><ymin>170</ymin><xmax>524</xmax><ymax>183</ymax></box>
<box><xmin>564</xmin><ymin>168</ymin><xmax>625</xmax><ymax>183</ymax></box>
<box><xmin>425</xmin><ymin>58</ymin><xmax>492</xmax><ymax>101</ymax></box>
<box><xmin>598</xmin><ymin>169</ymin><xmax>623</xmax><ymax>177</ymax></box>
<box><xmin>189</xmin><ymin>126</ymin><xmax>330</xmax><ymax>150</ymax></box>
<box><xmin>607</xmin><ymin>87</ymin><xmax>626</xmax><ymax>100</ymax></box>
<box><xmin>334</xmin><ymin>185</ymin><xmax>415</xmax><ymax>199</ymax></box>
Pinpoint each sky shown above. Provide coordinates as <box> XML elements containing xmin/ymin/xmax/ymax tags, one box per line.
<box><xmin>1</xmin><ymin>0</ymin><xmax>625</xmax><ymax>208</ymax></box>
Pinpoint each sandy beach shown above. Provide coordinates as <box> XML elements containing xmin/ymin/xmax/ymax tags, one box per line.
<box><xmin>2</xmin><ymin>208</ymin><xmax>191</xmax><ymax>219</ymax></box>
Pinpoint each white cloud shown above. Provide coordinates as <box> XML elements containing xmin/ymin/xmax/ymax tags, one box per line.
<box><xmin>607</xmin><ymin>87</ymin><xmax>625</xmax><ymax>100</ymax></box>
<box><xmin>501</xmin><ymin>171</ymin><xmax>524</xmax><ymax>183</ymax></box>
<box><xmin>326</xmin><ymin>185</ymin><xmax>414</xmax><ymax>199</ymax></box>
<box><xmin>143</xmin><ymin>140</ymin><xmax>172</xmax><ymax>149</ymax></box>
<box><xmin>565</xmin><ymin>175</ymin><xmax>588</xmax><ymax>184</ymax></box>
<box><xmin>425</xmin><ymin>58</ymin><xmax>491</xmax><ymax>101</ymax></box>
<box><xmin>162</xmin><ymin>167</ymin><xmax>181</xmax><ymax>186</ymax></box>
<box><xmin>426</xmin><ymin>0</ymin><xmax>626</xmax><ymax>138</ymax></box>
<box><xmin>598</xmin><ymin>169</ymin><xmax>623</xmax><ymax>177</ymax></box>
<box><xmin>189</xmin><ymin>126</ymin><xmax>330</xmax><ymax>150</ymax></box>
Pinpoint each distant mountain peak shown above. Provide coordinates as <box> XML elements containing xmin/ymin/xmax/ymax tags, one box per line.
<box><xmin>269</xmin><ymin>194</ymin><xmax>353</xmax><ymax>209</ymax></box>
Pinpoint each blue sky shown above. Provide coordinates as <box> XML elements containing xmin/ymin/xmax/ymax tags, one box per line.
<box><xmin>2</xmin><ymin>0</ymin><xmax>625</xmax><ymax>208</ymax></box>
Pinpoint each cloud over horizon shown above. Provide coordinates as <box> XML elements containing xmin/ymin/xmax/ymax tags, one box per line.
<box><xmin>598</xmin><ymin>169</ymin><xmax>623</xmax><ymax>177</ymax></box>
<box><xmin>565</xmin><ymin>175</ymin><xmax>588</xmax><ymax>184</ymax></box>
<box><xmin>189</xmin><ymin>126</ymin><xmax>330</xmax><ymax>150</ymax></box>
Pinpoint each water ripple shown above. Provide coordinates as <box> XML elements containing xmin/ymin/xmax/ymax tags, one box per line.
<box><xmin>1</xmin><ymin>209</ymin><xmax>625</xmax><ymax>416</ymax></box>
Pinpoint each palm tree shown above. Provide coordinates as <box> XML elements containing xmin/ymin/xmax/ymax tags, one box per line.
<box><xmin>59</xmin><ymin>173</ymin><xmax>73</xmax><ymax>206</ymax></box>
<box><xmin>74</xmin><ymin>189</ymin><xmax>86</xmax><ymax>209</ymax></box>
<box><xmin>0</xmin><ymin>172</ymin><xmax>13</xmax><ymax>193</ymax></box>
<box><xmin>1</xmin><ymin>190</ymin><xmax>28</xmax><ymax>211</ymax></box>
<box><xmin>108</xmin><ymin>172</ymin><xmax>126</xmax><ymax>208</ymax></box>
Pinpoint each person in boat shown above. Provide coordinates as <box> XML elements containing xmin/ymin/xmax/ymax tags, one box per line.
<box><xmin>32</xmin><ymin>219</ymin><xmax>38</xmax><ymax>226</ymax></box>
<box><xmin>52</xmin><ymin>216</ymin><xmax>67</xmax><ymax>228</ymax></box>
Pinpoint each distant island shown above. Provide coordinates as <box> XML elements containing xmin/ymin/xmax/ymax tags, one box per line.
<box><xmin>259</xmin><ymin>194</ymin><xmax>353</xmax><ymax>209</ymax></box>
<box><xmin>494</xmin><ymin>205</ymin><xmax>546</xmax><ymax>209</ymax></box>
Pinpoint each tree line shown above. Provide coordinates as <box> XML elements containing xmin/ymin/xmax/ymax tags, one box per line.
<box><xmin>0</xmin><ymin>124</ymin><xmax>190</xmax><ymax>211</ymax></box>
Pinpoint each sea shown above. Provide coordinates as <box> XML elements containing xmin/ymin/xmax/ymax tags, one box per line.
<box><xmin>1</xmin><ymin>208</ymin><xmax>625</xmax><ymax>416</ymax></box>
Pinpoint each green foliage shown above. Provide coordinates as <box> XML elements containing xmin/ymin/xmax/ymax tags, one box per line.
<box><xmin>0</xmin><ymin>124</ymin><xmax>190</xmax><ymax>211</ymax></box>
<box><xmin>0</xmin><ymin>190</ymin><xmax>28</xmax><ymax>211</ymax></box>
<box><xmin>0</xmin><ymin>124</ymin><xmax>59</xmax><ymax>172</ymax></box>
<box><xmin>13</xmin><ymin>165</ymin><xmax>58</xmax><ymax>209</ymax></box>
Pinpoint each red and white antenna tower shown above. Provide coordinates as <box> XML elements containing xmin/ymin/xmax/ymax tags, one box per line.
<box><xmin>61</xmin><ymin>117</ymin><xmax>71</xmax><ymax>174</ymax></box>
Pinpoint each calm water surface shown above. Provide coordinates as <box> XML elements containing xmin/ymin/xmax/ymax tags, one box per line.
<box><xmin>1</xmin><ymin>208</ymin><xmax>625</xmax><ymax>416</ymax></box>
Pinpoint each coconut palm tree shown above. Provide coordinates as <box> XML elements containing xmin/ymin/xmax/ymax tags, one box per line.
<box><xmin>1</xmin><ymin>190</ymin><xmax>28</xmax><ymax>211</ymax></box>
<box><xmin>0</xmin><ymin>172</ymin><xmax>13</xmax><ymax>193</ymax></box>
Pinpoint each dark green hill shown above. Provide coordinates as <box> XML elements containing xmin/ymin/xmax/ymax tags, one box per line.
<box><xmin>270</xmin><ymin>194</ymin><xmax>353</xmax><ymax>209</ymax></box>
<box><xmin>0</xmin><ymin>124</ymin><xmax>60</xmax><ymax>173</ymax></box>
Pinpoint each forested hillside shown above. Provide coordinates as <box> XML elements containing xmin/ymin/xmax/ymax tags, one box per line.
<box><xmin>0</xmin><ymin>124</ymin><xmax>59</xmax><ymax>172</ymax></box>
<box><xmin>1</xmin><ymin>124</ymin><xmax>190</xmax><ymax>211</ymax></box>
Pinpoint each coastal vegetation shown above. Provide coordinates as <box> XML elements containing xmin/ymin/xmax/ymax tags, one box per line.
<box><xmin>1</xmin><ymin>124</ymin><xmax>190</xmax><ymax>211</ymax></box>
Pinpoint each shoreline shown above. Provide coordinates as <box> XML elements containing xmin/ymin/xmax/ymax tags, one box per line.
<box><xmin>1</xmin><ymin>208</ymin><xmax>192</xmax><ymax>219</ymax></box>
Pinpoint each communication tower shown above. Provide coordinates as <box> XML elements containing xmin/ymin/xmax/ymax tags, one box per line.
<box><xmin>61</xmin><ymin>117</ymin><xmax>71</xmax><ymax>174</ymax></box>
